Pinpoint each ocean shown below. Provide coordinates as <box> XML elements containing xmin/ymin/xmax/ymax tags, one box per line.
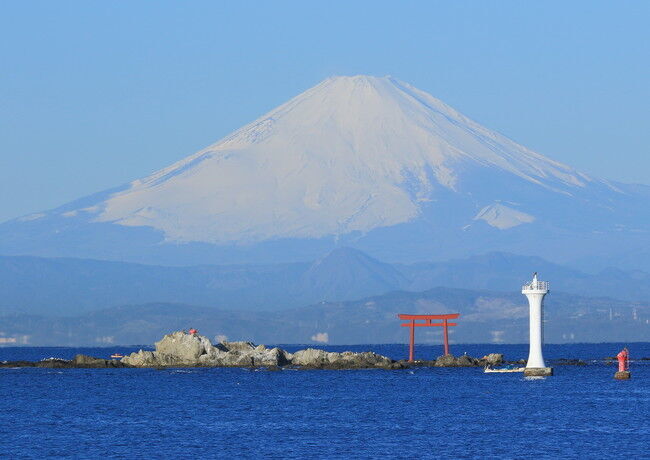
<box><xmin>1</xmin><ymin>343</ymin><xmax>648</xmax><ymax>459</ymax></box>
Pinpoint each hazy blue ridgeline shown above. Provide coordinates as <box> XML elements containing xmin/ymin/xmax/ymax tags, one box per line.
<box><xmin>1</xmin><ymin>249</ymin><xmax>649</xmax><ymax>346</ymax></box>
<box><xmin>3</xmin><ymin>250</ymin><xmax>650</xmax><ymax>317</ymax></box>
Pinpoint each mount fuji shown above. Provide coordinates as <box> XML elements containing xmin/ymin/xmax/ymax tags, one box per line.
<box><xmin>2</xmin><ymin>75</ymin><xmax>649</xmax><ymax>268</ymax></box>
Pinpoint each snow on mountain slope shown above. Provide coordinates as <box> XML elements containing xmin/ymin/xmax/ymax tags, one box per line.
<box><xmin>2</xmin><ymin>75</ymin><xmax>649</xmax><ymax>268</ymax></box>
<box><xmin>93</xmin><ymin>75</ymin><xmax>599</xmax><ymax>244</ymax></box>
<box><xmin>474</xmin><ymin>203</ymin><xmax>535</xmax><ymax>230</ymax></box>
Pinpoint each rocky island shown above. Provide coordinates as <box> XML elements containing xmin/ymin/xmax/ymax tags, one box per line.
<box><xmin>121</xmin><ymin>331</ymin><xmax>401</xmax><ymax>369</ymax></box>
<box><xmin>0</xmin><ymin>331</ymin><xmax>506</xmax><ymax>370</ymax></box>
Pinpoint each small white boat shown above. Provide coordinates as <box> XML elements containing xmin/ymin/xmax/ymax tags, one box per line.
<box><xmin>484</xmin><ymin>365</ymin><xmax>525</xmax><ymax>373</ymax></box>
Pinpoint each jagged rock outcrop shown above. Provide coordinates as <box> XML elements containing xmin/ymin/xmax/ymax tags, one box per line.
<box><xmin>483</xmin><ymin>353</ymin><xmax>504</xmax><ymax>366</ymax></box>
<box><xmin>121</xmin><ymin>350</ymin><xmax>160</xmax><ymax>367</ymax></box>
<box><xmin>433</xmin><ymin>354</ymin><xmax>481</xmax><ymax>367</ymax></box>
<box><xmin>121</xmin><ymin>331</ymin><xmax>389</xmax><ymax>369</ymax></box>
<box><xmin>0</xmin><ymin>355</ymin><xmax>130</xmax><ymax>369</ymax></box>
<box><xmin>429</xmin><ymin>353</ymin><xmax>506</xmax><ymax>367</ymax></box>
<box><xmin>212</xmin><ymin>342</ymin><xmax>292</xmax><ymax>367</ymax></box>
<box><xmin>155</xmin><ymin>331</ymin><xmax>217</xmax><ymax>364</ymax></box>
<box><xmin>122</xmin><ymin>332</ymin><xmax>221</xmax><ymax>366</ymax></box>
<box><xmin>72</xmin><ymin>354</ymin><xmax>130</xmax><ymax>368</ymax></box>
<box><xmin>291</xmin><ymin>348</ymin><xmax>400</xmax><ymax>369</ymax></box>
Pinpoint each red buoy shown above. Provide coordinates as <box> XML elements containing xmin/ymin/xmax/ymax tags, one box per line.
<box><xmin>615</xmin><ymin>347</ymin><xmax>631</xmax><ymax>380</ymax></box>
<box><xmin>617</xmin><ymin>348</ymin><xmax>629</xmax><ymax>372</ymax></box>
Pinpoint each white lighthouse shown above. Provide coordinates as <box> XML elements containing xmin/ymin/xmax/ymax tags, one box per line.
<box><xmin>522</xmin><ymin>273</ymin><xmax>553</xmax><ymax>376</ymax></box>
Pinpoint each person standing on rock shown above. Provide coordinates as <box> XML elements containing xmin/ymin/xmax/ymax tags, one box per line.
<box><xmin>188</xmin><ymin>328</ymin><xmax>198</xmax><ymax>335</ymax></box>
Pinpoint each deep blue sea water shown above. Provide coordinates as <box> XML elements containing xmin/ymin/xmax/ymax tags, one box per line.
<box><xmin>1</xmin><ymin>343</ymin><xmax>649</xmax><ymax>459</ymax></box>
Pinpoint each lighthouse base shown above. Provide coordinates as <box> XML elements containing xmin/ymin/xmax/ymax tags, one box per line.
<box><xmin>524</xmin><ymin>367</ymin><xmax>553</xmax><ymax>377</ymax></box>
<box><xmin>614</xmin><ymin>371</ymin><xmax>631</xmax><ymax>380</ymax></box>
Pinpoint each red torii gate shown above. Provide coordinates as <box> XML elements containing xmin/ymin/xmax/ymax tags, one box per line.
<box><xmin>398</xmin><ymin>313</ymin><xmax>460</xmax><ymax>362</ymax></box>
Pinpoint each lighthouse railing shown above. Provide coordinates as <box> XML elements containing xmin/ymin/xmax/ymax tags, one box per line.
<box><xmin>522</xmin><ymin>280</ymin><xmax>549</xmax><ymax>291</ymax></box>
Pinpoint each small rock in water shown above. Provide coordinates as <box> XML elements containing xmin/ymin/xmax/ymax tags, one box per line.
<box><xmin>434</xmin><ymin>354</ymin><xmax>480</xmax><ymax>367</ymax></box>
<box><xmin>482</xmin><ymin>353</ymin><xmax>504</xmax><ymax>366</ymax></box>
<box><xmin>614</xmin><ymin>371</ymin><xmax>631</xmax><ymax>380</ymax></box>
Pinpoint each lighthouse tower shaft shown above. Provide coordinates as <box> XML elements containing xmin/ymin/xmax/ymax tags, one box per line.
<box><xmin>522</xmin><ymin>274</ymin><xmax>552</xmax><ymax>376</ymax></box>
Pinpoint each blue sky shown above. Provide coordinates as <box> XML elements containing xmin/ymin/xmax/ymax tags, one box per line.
<box><xmin>1</xmin><ymin>1</ymin><xmax>649</xmax><ymax>222</ymax></box>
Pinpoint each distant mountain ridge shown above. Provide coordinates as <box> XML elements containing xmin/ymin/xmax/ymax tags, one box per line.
<box><xmin>300</xmin><ymin>247</ymin><xmax>407</xmax><ymax>302</ymax></box>
<box><xmin>2</xmin><ymin>249</ymin><xmax>649</xmax><ymax>318</ymax></box>
<box><xmin>2</xmin><ymin>286</ymin><xmax>647</xmax><ymax>346</ymax></box>
<box><xmin>1</xmin><ymin>75</ymin><xmax>649</xmax><ymax>269</ymax></box>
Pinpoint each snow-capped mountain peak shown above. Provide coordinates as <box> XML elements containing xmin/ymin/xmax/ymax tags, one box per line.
<box><xmin>93</xmin><ymin>75</ymin><xmax>594</xmax><ymax>244</ymax></box>
<box><xmin>5</xmin><ymin>75</ymin><xmax>647</xmax><ymax>269</ymax></box>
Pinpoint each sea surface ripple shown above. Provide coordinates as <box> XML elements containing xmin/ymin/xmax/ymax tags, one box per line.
<box><xmin>1</xmin><ymin>343</ymin><xmax>648</xmax><ymax>459</ymax></box>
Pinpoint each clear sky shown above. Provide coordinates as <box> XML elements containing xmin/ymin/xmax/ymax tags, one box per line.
<box><xmin>1</xmin><ymin>1</ymin><xmax>649</xmax><ymax>222</ymax></box>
